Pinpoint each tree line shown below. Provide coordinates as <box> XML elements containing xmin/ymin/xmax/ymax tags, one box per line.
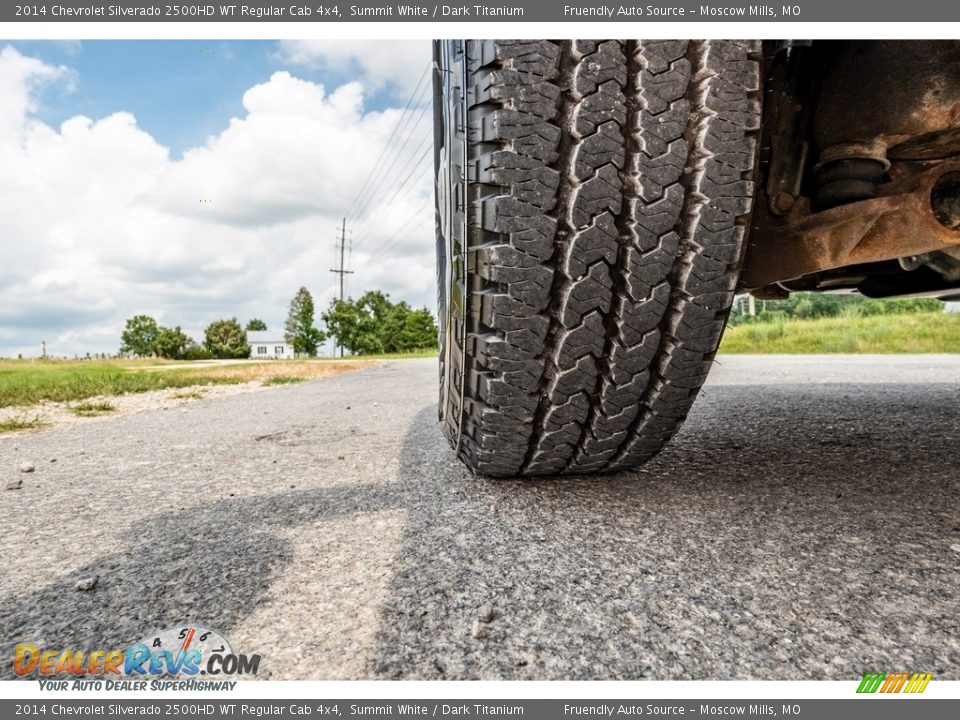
<box><xmin>120</xmin><ymin>287</ymin><xmax>438</xmax><ymax>359</ymax></box>
<box><xmin>728</xmin><ymin>292</ymin><xmax>943</xmax><ymax>326</ymax></box>
<box><xmin>322</xmin><ymin>291</ymin><xmax>439</xmax><ymax>355</ymax></box>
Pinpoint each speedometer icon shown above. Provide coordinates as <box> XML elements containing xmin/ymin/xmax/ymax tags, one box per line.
<box><xmin>135</xmin><ymin>625</ymin><xmax>233</xmax><ymax>674</ymax></box>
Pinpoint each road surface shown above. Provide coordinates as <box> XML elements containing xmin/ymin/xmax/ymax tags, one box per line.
<box><xmin>1</xmin><ymin>356</ymin><xmax>958</xmax><ymax>680</ymax></box>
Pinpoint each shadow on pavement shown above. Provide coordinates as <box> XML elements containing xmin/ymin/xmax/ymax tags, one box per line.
<box><xmin>0</xmin><ymin>483</ymin><xmax>402</xmax><ymax>679</ymax></box>
<box><xmin>2</xmin><ymin>379</ymin><xmax>956</xmax><ymax>681</ymax></box>
<box><xmin>372</xmin><ymin>382</ymin><xmax>960</xmax><ymax>680</ymax></box>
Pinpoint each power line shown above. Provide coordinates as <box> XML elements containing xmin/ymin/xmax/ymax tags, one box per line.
<box><xmin>349</xmin><ymin>79</ymin><xmax>433</xmax><ymax>222</ymax></box>
<box><xmin>350</xmin><ymin>112</ymin><xmax>432</xmax><ymax>237</ymax></box>
<box><xmin>343</xmin><ymin>62</ymin><xmax>432</xmax><ymax>223</ymax></box>
<box><xmin>366</xmin><ymin>197</ymin><xmax>433</xmax><ymax>261</ymax></box>
<box><xmin>342</xmin><ymin>65</ymin><xmax>429</xmax><ymax>221</ymax></box>
<box><xmin>354</xmin><ymin>140</ymin><xmax>433</xmax><ymax>243</ymax></box>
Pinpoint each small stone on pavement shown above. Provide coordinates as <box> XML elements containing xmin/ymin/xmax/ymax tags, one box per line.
<box><xmin>76</xmin><ymin>576</ymin><xmax>99</xmax><ymax>591</ymax></box>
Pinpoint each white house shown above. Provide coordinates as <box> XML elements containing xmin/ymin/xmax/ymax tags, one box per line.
<box><xmin>248</xmin><ymin>331</ymin><xmax>294</xmax><ymax>359</ymax></box>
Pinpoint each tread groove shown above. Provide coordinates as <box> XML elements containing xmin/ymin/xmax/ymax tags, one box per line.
<box><xmin>608</xmin><ymin>39</ymin><xmax>715</xmax><ymax>468</ymax></box>
<box><xmin>520</xmin><ymin>40</ymin><xmax>585</xmax><ymax>475</ymax></box>
<box><xmin>567</xmin><ymin>39</ymin><xmax>641</xmax><ymax>472</ymax></box>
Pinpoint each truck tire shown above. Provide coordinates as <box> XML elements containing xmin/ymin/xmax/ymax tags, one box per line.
<box><xmin>435</xmin><ymin>40</ymin><xmax>761</xmax><ymax>477</ymax></box>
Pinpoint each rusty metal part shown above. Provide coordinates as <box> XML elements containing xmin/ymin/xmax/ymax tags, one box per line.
<box><xmin>890</xmin><ymin>129</ymin><xmax>960</xmax><ymax>161</ymax></box>
<box><xmin>751</xmin><ymin>284</ymin><xmax>791</xmax><ymax>300</ymax></box>
<box><xmin>770</xmin><ymin>191</ymin><xmax>797</xmax><ymax>214</ymax></box>
<box><xmin>900</xmin><ymin>249</ymin><xmax>960</xmax><ymax>282</ymax></box>
<box><xmin>814</xmin><ymin>41</ymin><xmax>960</xmax><ymax>159</ymax></box>
<box><xmin>932</xmin><ymin>172</ymin><xmax>960</xmax><ymax>228</ymax></box>
<box><xmin>814</xmin><ymin>143</ymin><xmax>891</xmax><ymax>209</ymax></box>
<box><xmin>763</xmin><ymin>42</ymin><xmax>814</xmax><ymax>217</ymax></box>
<box><xmin>740</xmin><ymin>162</ymin><xmax>960</xmax><ymax>289</ymax></box>
<box><xmin>814</xmin><ymin>156</ymin><xmax>888</xmax><ymax>209</ymax></box>
<box><xmin>817</xmin><ymin>141</ymin><xmax>891</xmax><ymax>168</ymax></box>
<box><xmin>899</xmin><ymin>181</ymin><xmax>960</xmax><ymax>281</ymax></box>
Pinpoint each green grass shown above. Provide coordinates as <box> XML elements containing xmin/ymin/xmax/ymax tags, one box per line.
<box><xmin>0</xmin><ymin>357</ymin><xmax>381</xmax><ymax>409</ymax></box>
<box><xmin>721</xmin><ymin>311</ymin><xmax>960</xmax><ymax>353</ymax></box>
<box><xmin>70</xmin><ymin>401</ymin><xmax>117</xmax><ymax>417</ymax></box>
<box><xmin>346</xmin><ymin>349</ymin><xmax>439</xmax><ymax>360</ymax></box>
<box><xmin>262</xmin><ymin>375</ymin><xmax>305</xmax><ymax>386</ymax></box>
<box><xmin>0</xmin><ymin>360</ymin><xmax>246</xmax><ymax>409</ymax></box>
<box><xmin>0</xmin><ymin>414</ymin><xmax>48</xmax><ymax>433</ymax></box>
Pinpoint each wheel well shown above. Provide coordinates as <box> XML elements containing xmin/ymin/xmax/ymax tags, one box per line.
<box><xmin>743</xmin><ymin>40</ymin><xmax>960</xmax><ymax>300</ymax></box>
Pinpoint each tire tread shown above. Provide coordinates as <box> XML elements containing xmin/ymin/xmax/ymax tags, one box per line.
<box><xmin>444</xmin><ymin>39</ymin><xmax>761</xmax><ymax>477</ymax></box>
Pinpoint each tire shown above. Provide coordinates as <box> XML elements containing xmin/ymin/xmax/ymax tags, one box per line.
<box><xmin>435</xmin><ymin>40</ymin><xmax>762</xmax><ymax>477</ymax></box>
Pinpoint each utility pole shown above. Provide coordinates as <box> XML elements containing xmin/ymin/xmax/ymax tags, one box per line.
<box><xmin>330</xmin><ymin>217</ymin><xmax>354</xmax><ymax>357</ymax></box>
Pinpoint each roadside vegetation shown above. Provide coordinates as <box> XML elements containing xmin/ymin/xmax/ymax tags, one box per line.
<box><xmin>0</xmin><ymin>283</ymin><xmax>438</xmax><ymax>425</ymax></box>
<box><xmin>262</xmin><ymin>375</ymin><xmax>306</xmax><ymax>386</ymax></box>
<box><xmin>722</xmin><ymin>294</ymin><xmax>959</xmax><ymax>353</ymax></box>
<box><xmin>114</xmin><ymin>287</ymin><xmax>438</xmax><ymax>362</ymax></box>
<box><xmin>116</xmin><ymin>287</ymin><xmax>330</xmax><ymax>361</ymax></box>
<box><xmin>323</xmin><ymin>291</ymin><xmax>439</xmax><ymax>355</ymax></box>
<box><xmin>0</xmin><ymin>360</ymin><xmax>242</xmax><ymax>408</ymax></box>
<box><xmin>172</xmin><ymin>390</ymin><xmax>205</xmax><ymax>400</ymax></box>
<box><xmin>361</xmin><ymin>349</ymin><xmax>438</xmax><ymax>360</ymax></box>
<box><xmin>0</xmin><ymin>358</ymin><xmax>376</xmax><ymax>409</ymax></box>
<box><xmin>70</xmin><ymin>401</ymin><xmax>117</xmax><ymax>417</ymax></box>
<box><xmin>0</xmin><ymin>414</ymin><xmax>48</xmax><ymax>433</ymax></box>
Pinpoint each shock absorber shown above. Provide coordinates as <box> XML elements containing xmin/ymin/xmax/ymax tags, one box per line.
<box><xmin>814</xmin><ymin>143</ymin><xmax>889</xmax><ymax>209</ymax></box>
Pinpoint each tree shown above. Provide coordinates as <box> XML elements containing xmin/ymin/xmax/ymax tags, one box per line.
<box><xmin>203</xmin><ymin>318</ymin><xmax>250</xmax><ymax>359</ymax></box>
<box><xmin>322</xmin><ymin>291</ymin><xmax>439</xmax><ymax>355</ymax></box>
<box><xmin>323</xmin><ymin>291</ymin><xmax>388</xmax><ymax>355</ymax></box>
<box><xmin>120</xmin><ymin>315</ymin><xmax>160</xmax><ymax>357</ymax></box>
<box><xmin>245</xmin><ymin>318</ymin><xmax>267</xmax><ymax>331</ymax></box>
<box><xmin>182</xmin><ymin>341</ymin><xmax>213</xmax><ymax>361</ymax></box>
<box><xmin>284</xmin><ymin>287</ymin><xmax>326</xmax><ymax>356</ymax></box>
<box><xmin>322</xmin><ymin>298</ymin><xmax>366</xmax><ymax>354</ymax></box>
<box><xmin>152</xmin><ymin>326</ymin><xmax>192</xmax><ymax>360</ymax></box>
<box><xmin>406</xmin><ymin>307</ymin><xmax>440</xmax><ymax>349</ymax></box>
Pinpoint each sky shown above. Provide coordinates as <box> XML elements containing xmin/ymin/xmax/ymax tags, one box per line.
<box><xmin>0</xmin><ymin>39</ymin><xmax>434</xmax><ymax>358</ymax></box>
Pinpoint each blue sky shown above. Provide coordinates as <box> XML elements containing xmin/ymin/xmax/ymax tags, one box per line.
<box><xmin>0</xmin><ymin>40</ymin><xmax>434</xmax><ymax>357</ymax></box>
<box><xmin>5</xmin><ymin>40</ymin><xmax>410</xmax><ymax>157</ymax></box>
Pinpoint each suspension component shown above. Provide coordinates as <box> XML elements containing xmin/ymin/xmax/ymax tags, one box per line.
<box><xmin>814</xmin><ymin>143</ymin><xmax>890</xmax><ymax>209</ymax></box>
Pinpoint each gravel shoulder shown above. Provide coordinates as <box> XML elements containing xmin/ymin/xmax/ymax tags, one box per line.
<box><xmin>1</xmin><ymin>356</ymin><xmax>958</xmax><ymax>680</ymax></box>
<box><xmin>0</xmin><ymin>359</ymin><xmax>375</xmax><ymax>435</ymax></box>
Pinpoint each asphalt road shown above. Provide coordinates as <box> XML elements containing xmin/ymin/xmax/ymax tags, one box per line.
<box><xmin>1</xmin><ymin>356</ymin><xmax>958</xmax><ymax>680</ymax></box>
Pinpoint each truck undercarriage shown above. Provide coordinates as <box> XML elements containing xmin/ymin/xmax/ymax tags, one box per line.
<box><xmin>744</xmin><ymin>41</ymin><xmax>960</xmax><ymax>300</ymax></box>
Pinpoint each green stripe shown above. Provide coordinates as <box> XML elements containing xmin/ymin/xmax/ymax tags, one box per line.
<box><xmin>857</xmin><ymin>673</ymin><xmax>885</xmax><ymax>693</ymax></box>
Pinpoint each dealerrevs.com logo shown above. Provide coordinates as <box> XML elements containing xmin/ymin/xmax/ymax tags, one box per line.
<box><xmin>14</xmin><ymin>625</ymin><xmax>260</xmax><ymax>690</ymax></box>
<box><xmin>857</xmin><ymin>672</ymin><xmax>934</xmax><ymax>694</ymax></box>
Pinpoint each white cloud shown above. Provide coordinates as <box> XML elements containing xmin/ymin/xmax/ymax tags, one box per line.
<box><xmin>0</xmin><ymin>45</ymin><xmax>70</xmax><ymax>140</ymax></box>
<box><xmin>0</xmin><ymin>46</ymin><xmax>435</xmax><ymax>358</ymax></box>
<box><xmin>276</xmin><ymin>40</ymin><xmax>432</xmax><ymax>97</ymax></box>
